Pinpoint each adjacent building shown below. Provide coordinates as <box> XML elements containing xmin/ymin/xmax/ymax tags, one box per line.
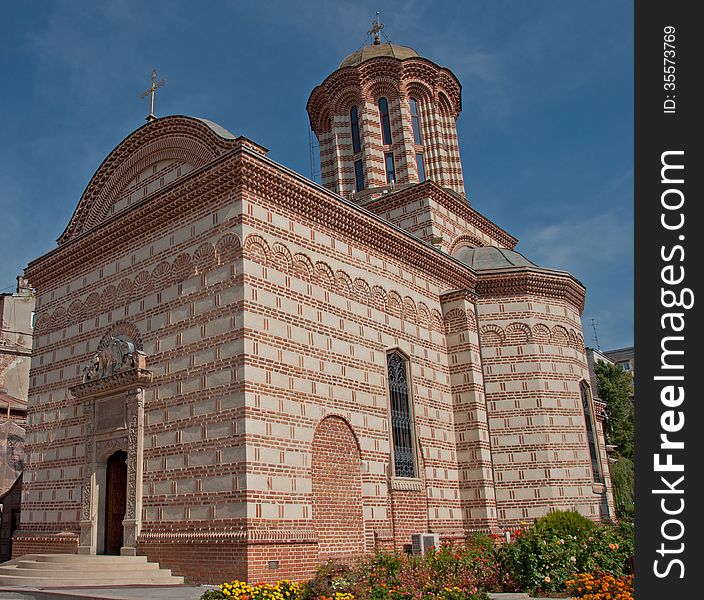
<box><xmin>0</xmin><ymin>278</ymin><xmax>32</xmax><ymax>561</ymax></box>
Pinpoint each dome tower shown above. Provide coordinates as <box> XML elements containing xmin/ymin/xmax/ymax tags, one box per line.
<box><xmin>307</xmin><ymin>31</ymin><xmax>465</xmax><ymax>202</ymax></box>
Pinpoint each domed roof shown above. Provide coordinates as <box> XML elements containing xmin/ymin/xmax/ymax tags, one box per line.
<box><xmin>192</xmin><ymin>116</ymin><xmax>236</xmax><ymax>140</ymax></box>
<box><xmin>453</xmin><ymin>246</ymin><xmax>540</xmax><ymax>271</ymax></box>
<box><xmin>339</xmin><ymin>42</ymin><xmax>419</xmax><ymax>68</ymax></box>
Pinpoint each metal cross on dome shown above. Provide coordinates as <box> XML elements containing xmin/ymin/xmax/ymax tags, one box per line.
<box><xmin>367</xmin><ymin>11</ymin><xmax>384</xmax><ymax>45</ymax></box>
<box><xmin>140</xmin><ymin>68</ymin><xmax>166</xmax><ymax>122</ymax></box>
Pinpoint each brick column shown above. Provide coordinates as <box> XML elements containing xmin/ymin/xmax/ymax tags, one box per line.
<box><xmin>441</xmin><ymin>290</ymin><xmax>498</xmax><ymax>533</ymax></box>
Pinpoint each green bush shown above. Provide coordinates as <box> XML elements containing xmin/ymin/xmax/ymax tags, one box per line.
<box><xmin>610</xmin><ymin>456</ymin><xmax>635</xmax><ymax>519</ymax></box>
<box><xmin>533</xmin><ymin>510</ymin><xmax>597</xmax><ymax>538</ymax></box>
<box><xmin>500</xmin><ymin>512</ymin><xmax>633</xmax><ymax>594</ymax></box>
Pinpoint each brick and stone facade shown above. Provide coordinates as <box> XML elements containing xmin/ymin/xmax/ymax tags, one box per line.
<box><xmin>16</xmin><ymin>40</ymin><xmax>613</xmax><ymax>582</ymax></box>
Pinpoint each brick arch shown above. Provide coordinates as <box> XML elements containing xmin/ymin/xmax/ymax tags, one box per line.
<box><xmin>271</xmin><ymin>242</ymin><xmax>293</xmax><ymax>271</ymax></box>
<box><xmin>334</xmin><ymin>270</ymin><xmax>353</xmax><ymax>295</ymax></box>
<box><xmin>366</xmin><ymin>79</ymin><xmax>401</xmax><ymax>103</ymax></box>
<box><xmin>403</xmin><ymin>81</ymin><xmax>435</xmax><ymax>112</ymax></box>
<box><xmin>443</xmin><ymin>308</ymin><xmax>466</xmax><ymax>333</ymax></box>
<box><xmin>98</xmin><ymin>320</ymin><xmax>144</xmax><ymax>351</ymax></box>
<box><xmin>480</xmin><ymin>323</ymin><xmax>505</xmax><ymax>346</ymax></box>
<box><xmin>60</xmin><ymin>116</ymin><xmax>232</xmax><ymax>243</ymax></box>
<box><xmin>292</xmin><ymin>253</ymin><xmax>314</xmax><ymax>280</ymax></box>
<box><xmin>417</xmin><ymin>302</ymin><xmax>431</xmax><ymax>327</ymax></box>
<box><xmin>505</xmin><ymin>322</ymin><xmax>532</xmax><ymax>344</ymax></box>
<box><xmin>402</xmin><ymin>296</ymin><xmax>417</xmax><ymax>323</ymax></box>
<box><xmin>550</xmin><ymin>325</ymin><xmax>570</xmax><ymax>346</ymax></box>
<box><xmin>330</xmin><ymin>86</ymin><xmax>365</xmax><ymax>115</ymax></box>
<box><xmin>449</xmin><ymin>233</ymin><xmax>485</xmax><ymax>255</ymax></box>
<box><xmin>194</xmin><ymin>242</ymin><xmax>216</xmax><ymax>272</ymax></box>
<box><xmin>216</xmin><ymin>232</ymin><xmax>242</xmax><ymax>262</ymax></box>
<box><xmin>311</xmin><ymin>415</ymin><xmax>364</xmax><ymax>560</ymax></box>
<box><xmin>243</xmin><ymin>233</ymin><xmax>270</xmax><ymax>265</ymax></box>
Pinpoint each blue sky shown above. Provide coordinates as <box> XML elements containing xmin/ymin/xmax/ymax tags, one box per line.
<box><xmin>0</xmin><ymin>0</ymin><xmax>633</xmax><ymax>350</ymax></box>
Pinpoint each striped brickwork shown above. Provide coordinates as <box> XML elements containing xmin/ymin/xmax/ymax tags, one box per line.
<box><xmin>308</xmin><ymin>55</ymin><xmax>465</xmax><ymax>200</ymax></box>
<box><xmin>17</xmin><ymin>106</ymin><xmax>612</xmax><ymax>584</ymax></box>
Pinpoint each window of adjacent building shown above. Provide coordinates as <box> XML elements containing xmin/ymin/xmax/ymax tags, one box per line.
<box><xmin>354</xmin><ymin>159</ymin><xmax>364</xmax><ymax>192</ymax></box>
<box><xmin>387</xmin><ymin>351</ymin><xmax>417</xmax><ymax>478</ymax></box>
<box><xmin>618</xmin><ymin>360</ymin><xmax>631</xmax><ymax>372</ymax></box>
<box><xmin>416</xmin><ymin>153</ymin><xmax>426</xmax><ymax>182</ymax></box>
<box><xmin>385</xmin><ymin>152</ymin><xmax>396</xmax><ymax>184</ymax></box>
<box><xmin>378</xmin><ymin>97</ymin><xmax>392</xmax><ymax>145</ymax></box>
<box><xmin>410</xmin><ymin>97</ymin><xmax>422</xmax><ymax>145</ymax></box>
<box><xmin>350</xmin><ymin>106</ymin><xmax>361</xmax><ymax>155</ymax></box>
<box><xmin>580</xmin><ymin>380</ymin><xmax>603</xmax><ymax>483</ymax></box>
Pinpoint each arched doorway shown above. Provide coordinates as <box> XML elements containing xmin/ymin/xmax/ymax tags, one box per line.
<box><xmin>104</xmin><ymin>450</ymin><xmax>127</xmax><ymax>555</ymax></box>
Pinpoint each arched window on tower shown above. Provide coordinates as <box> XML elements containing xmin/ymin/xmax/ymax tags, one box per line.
<box><xmin>416</xmin><ymin>154</ymin><xmax>426</xmax><ymax>182</ymax></box>
<box><xmin>378</xmin><ymin>97</ymin><xmax>392</xmax><ymax>145</ymax></box>
<box><xmin>354</xmin><ymin>160</ymin><xmax>364</xmax><ymax>192</ymax></box>
<box><xmin>580</xmin><ymin>380</ymin><xmax>604</xmax><ymax>483</ymax></box>
<box><xmin>350</xmin><ymin>106</ymin><xmax>361</xmax><ymax>155</ymax></box>
<box><xmin>387</xmin><ymin>351</ymin><xmax>417</xmax><ymax>478</ymax></box>
<box><xmin>410</xmin><ymin>97</ymin><xmax>426</xmax><ymax>181</ymax></box>
<box><xmin>409</xmin><ymin>98</ymin><xmax>422</xmax><ymax>145</ymax></box>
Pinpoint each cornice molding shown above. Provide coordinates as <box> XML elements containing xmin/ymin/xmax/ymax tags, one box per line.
<box><xmin>239</xmin><ymin>153</ymin><xmax>478</xmax><ymax>292</ymax></box>
<box><xmin>307</xmin><ymin>56</ymin><xmax>462</xmax><ymax>133</ymax></box>
<box><xmin>69</xmin><ymin>367</ymin><xmax>153</xmax><ymax>399</ymax></box>
<box><xmin>476</xmin><ymin>269</ymin><xmax>586</xmax><ymax>314</ymax></box>
<box><xmin>138</xmin><ymin>528</ymin><xmax>317</xmax><ymax>544</ymax></box>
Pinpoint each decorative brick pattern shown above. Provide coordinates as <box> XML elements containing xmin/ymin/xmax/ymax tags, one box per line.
<box><xmin>308</xmin><ymin>55</ymin><xmax>464</xmax><ymax>199</ymax></box>
<box><xmin>18</xmin><ymin>43</ymin><xmax>614</xmax><ymax>581</ymax></box>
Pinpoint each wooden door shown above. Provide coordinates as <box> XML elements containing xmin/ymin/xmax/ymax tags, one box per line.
<box><xmin>104</xmin><ymin>450</ymin><xmax>127</xmax><ymax>555</ymax></box>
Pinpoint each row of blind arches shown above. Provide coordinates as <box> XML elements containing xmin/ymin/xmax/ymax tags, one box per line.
<box><xmin>349</xmin><ymin>97</ymin><xmax>426</xmax><ymax>192</ymax></box>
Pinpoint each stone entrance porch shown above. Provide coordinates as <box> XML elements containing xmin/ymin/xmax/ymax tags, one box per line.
<box><xmin>69</xmin><ymin>347</ymin><xmax>151</xmax><ymax>557</ymax></box>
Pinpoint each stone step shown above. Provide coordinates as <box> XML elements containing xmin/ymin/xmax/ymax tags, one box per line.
<box><xmin>10</xmin><ymin>559</ymin><xmax>161</xmax><ymax>570</ymax></box>
<box><xmin>0</xmin><ymin>554</ymin><xmax>184</xmax><ymax>587</ymax></box>
<box><xmin>0</xmin><ymin>574</ymin><xmax>184</xmax><ymax>586</ymax></box>
<box><xmin>20</xmin><ymin>553</ymin><xmax>150</xmax><ymax>563</ymax></box>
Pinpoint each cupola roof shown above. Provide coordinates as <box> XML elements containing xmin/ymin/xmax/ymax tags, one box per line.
<box><xmin>454</xmin><ymin>246</ymin><xmax>539</xmax><ymax>271</ymax></box>
<box><xmin>339</xmin><ymin>42</ymin><xmax>419</xmax><ymax>68</ymax></box>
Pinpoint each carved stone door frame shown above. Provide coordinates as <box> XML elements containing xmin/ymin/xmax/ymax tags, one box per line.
<box><xmin>69</xmin><ymin>358</ymin><xmax>151</xmax><ymax>556</ymax></box>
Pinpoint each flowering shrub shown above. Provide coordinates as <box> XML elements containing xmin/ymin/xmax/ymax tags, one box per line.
<box><xmin>199</xmin><ymin>516</ymin><xmax>633</xmax><ymax>599</ymax></box>
<box><xmin>430</xmin><ymin>586</ymin><xmax>486</xmax><ymax>600</ymax></box>
<box><xmin>356</xmin><ymin>539</ymin><xmax>496</xmax><ymax>598</ymax></box>
<box><xmin>566</xmin><ymin>573</ymin><xmax>634</xmax><ymax>600</ymax></box>
<box><xmin>500</xmin><ymin>517</ymin><xmax>634</xmax><ymax>594</ymax></box>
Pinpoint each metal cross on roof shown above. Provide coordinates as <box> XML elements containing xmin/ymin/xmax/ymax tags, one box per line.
<box><xmin>367</xmin><ymin>11</ymin><xmax>384</xmax><ymax>45</ymax></box>
<box><xmin>140</xmin><ymin>68</ymin><xmax>166</xmax><ymax>122</ymax></box>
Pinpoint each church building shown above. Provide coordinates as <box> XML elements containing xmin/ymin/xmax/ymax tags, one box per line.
<box><xmin>16</xmin><ymin>35</ymin><xmax>614</xmax><ymax>583</ymax></box>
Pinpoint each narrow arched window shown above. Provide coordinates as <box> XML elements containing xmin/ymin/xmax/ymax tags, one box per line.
<box><xmin>378</xmin><ymin>97</ymin><xmax>392</xmax><ymax>145</ymax></box>
<box><xmin>410</xmin><ymin>98</ymin><xmax>422</xmax><ymax>145</ymax></box>
<box><xmin>385</xmin><ymin>152</ymin><xmax>396</xmax><ymax>184</ymax></box>
<box><xmin>416</xmin><ymin>153</ymin><xmax>426</xmax><ymax>181</ymax></box>
<box><xmin>387</xmin><ymin>351</ymin><xmax>416</xmax><ymax>478</ymax></box>
<box><xmin>580</xmin><ymin>381</ymin><xmax>603</xmax><ymax>483</ymax></box>
<box><xmin>354</xmin><ymin>159</ymin><xmax>364</xmax><ymax>192</ymax></box>
<box><xmin>350</xmin><ymin>106</ymin><xmax>361</xmax><ymax>155</ymax></box>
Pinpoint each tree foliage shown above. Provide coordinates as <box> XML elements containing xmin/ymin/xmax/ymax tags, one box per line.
<box><xmin>594</xmin><ymin>361</ymin><xmax>634</xmax><ymax>461</ymax></box>
<box><xmin>594</xmin><ymin>360</ymin><xmax>634</xmax><ymax>518</ymax></box>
